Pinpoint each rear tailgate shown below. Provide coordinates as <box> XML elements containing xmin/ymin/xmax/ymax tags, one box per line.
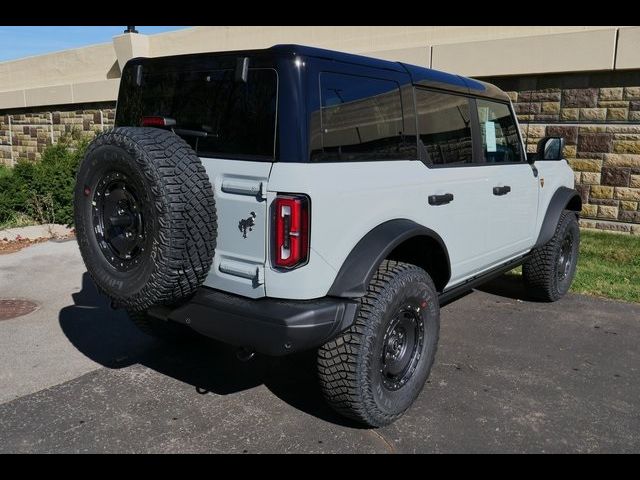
<box><xmin>116</xmin><ymin>54</ymin><xmax>281</xmax><ymax>299</ymax></box>
<box><xmin>202</xmin><ymin>159</ymin><xmax>271</xmax><ymax>298</ymax></box>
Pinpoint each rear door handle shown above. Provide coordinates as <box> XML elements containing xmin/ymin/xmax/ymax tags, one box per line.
<box><xmin>493</xmin><ymin>186</ymin><xmax>511</xmax><ymax>196</ymax></box>
<box><xmin>428</xmin><ymin>193</ymin><xmax>454</xmax><ymax>206</ymax></box>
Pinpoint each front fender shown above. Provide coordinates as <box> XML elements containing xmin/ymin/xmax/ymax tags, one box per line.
<box><xmin>535</xmin><ymin>186</ymin><xmax>582</xmax><ymax>247</ymax></box>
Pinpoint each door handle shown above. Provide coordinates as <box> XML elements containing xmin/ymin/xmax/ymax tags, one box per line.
<box><xmin>493</xmin><ymin>186</ymin><xmax>511</xmax><ymax>196</ymax></box>
<box><xmin>428</xmin><ymin>193</ymin><xmax>454</xmax><ymax>206</ymax></box>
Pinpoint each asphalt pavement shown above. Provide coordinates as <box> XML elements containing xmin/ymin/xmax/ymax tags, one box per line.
<box><xmin>0</xmin><ymin>240</ymin><xmax>638</xmax><ymax>453</ymax></box>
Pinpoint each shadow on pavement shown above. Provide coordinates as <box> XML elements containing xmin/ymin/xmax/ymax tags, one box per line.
<box><xmin>475</xmin><ymin>273</ymin><xmax>533</xmax><ymax>302</ymax></box>
<box><xmin>59</xmin><ymin>272</ymin><xmax>360</xmax><ymax>428</ymax></box>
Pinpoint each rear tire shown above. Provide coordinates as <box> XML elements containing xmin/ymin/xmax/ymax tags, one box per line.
<box><xmin>318</xmin><ymin>260</ymin><xmax>440</xmax><ymax>427</ymax></box>
<box><xmin>523</xmin><ymin>210</ymin><xmax>580</xmax><ymax>302</ymax></box>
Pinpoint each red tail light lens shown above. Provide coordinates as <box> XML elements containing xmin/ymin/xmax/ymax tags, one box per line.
<box><xmin>273</xmin><ymin>194</ymin><xmax>310</xmax><ymax>269</ymax></box>
<box><xmin>141</xmin><ymin>116</ymin><xmax>176</xmax><ymax>127</ymax></box>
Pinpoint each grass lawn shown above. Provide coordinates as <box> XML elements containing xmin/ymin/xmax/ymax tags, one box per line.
<box><xmin>509</xmin><ymin>229</ymin><xmax>640</xmax><ymax>303</ymax></box>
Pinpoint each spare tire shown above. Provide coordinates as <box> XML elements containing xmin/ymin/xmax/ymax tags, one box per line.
<box><xmin>74</xmin><ymin>127</ymin><xmax>217</xmax><ymax>311</ymax></box>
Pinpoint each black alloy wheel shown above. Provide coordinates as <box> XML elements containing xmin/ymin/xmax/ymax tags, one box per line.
<box><xmin>91</xmin><ymin>171</ymin><xmax>149</xmax><ymax>272</ymax></box>
<box><xmin>381</xmin><ymin>304</ymin><xmax>425</xmax><ymax>391</ymax></box>
<box><xmin>557</xmin><ymin>230</ymin><xmax>575</xmax><ymax>282</ymax></box>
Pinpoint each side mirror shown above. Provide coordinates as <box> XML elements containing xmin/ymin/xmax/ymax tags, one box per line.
<box><xmin>534</xmin><ymin>136</ymin><xmax>565</xmax><ymax>162</ymax></box>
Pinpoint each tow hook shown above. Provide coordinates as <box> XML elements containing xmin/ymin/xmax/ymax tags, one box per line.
<box><xmin>236</xmin><ymin>347</ymin><xmax>256</xmax><ymax>362</ymax></box>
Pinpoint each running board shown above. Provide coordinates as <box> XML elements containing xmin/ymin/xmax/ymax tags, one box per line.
<box><xmin>438</xmin><ymin>254</ymin><xmax>531</xmax><ymax>305</ymax></box>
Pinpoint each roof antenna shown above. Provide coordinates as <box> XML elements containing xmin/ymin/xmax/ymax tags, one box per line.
<box><xmin>124</xmin><ymin>26</ymin><xmax>138</xmax><ymax>34</ymax></box>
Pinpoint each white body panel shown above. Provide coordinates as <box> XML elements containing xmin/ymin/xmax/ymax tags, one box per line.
<box><xmin>199</xmin><ymin>156</ymin><xmax>574</xmax><ymax>301</ymax></box>
<box><xmin>482</xmin><ymin>163</ymin><xmax>539</xmax><ymax>266</ymax></box>
<box><xmin>200</xmin><ymin>158</ymin><xmax>272</xmax><ymax>299</ymax></box>
<box><xmin>266</xmin><ymin>159</ymin><xmax>572</xmax><ymax>299</ymax></box>
<box><xmin>533</xmin><ymin>159</ymin><xmax>576</xmax><ymax>233</ymax></box>
<box><xmin>268</xmin><ymin>161</ymin><xmax>490</xmax><ymax>298</ymax></box>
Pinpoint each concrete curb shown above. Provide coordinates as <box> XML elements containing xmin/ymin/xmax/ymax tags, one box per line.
<box><xmin>0</xmin><ymin>224</ymin><xmax>74</xmax><ymax>242</ymax></box>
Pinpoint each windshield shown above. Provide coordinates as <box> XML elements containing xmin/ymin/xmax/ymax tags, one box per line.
<box><xmin>116</xmin><ymin>62</ymin><xmax>278</xmax><ymax>161</ymax></box>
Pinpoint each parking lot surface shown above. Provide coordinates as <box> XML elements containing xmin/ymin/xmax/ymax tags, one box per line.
<box><xmin>0</xmin><ymin>240</ymin><xmax>638</xmax><ymax>453</ymax></box>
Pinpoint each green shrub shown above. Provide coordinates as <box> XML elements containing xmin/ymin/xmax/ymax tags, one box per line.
<box><xmin>0</xmin><ymin>164</ymin><xmax>12</xmax><ymax>179</ymax></box>
<box><xmin>0</xmin><ymin>132</ymin><xmax>89</xmax><ymax>228</ymax></box>
<box><xmin>0</xmin><ymin>166</ymin><xmax>31</xmax><ymax>226</ymax></box>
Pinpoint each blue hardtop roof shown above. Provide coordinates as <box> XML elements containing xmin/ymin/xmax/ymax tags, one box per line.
<box><xmin>129</xmin><ymin>44</ymin><xmax>508</xmax><ymax>102</ymax></box>
<box><xmin>269</xmin><ymin>44</ymin><xmax>407</xmax><ymax>72</ymax></box>
<box><xmin>268</xmin><ymin>44</ymin><xmax>507</xmax><ymax>101</ymax></box>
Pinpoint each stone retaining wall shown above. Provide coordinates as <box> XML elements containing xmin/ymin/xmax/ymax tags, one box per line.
<box><xmin>0</xmin><ymin>103</ymin><xmax>115</xmax><ymax>165</ymax></box>
<box><xmin>488</xmin><ymin>70</ymin><xmax>640</xmax><ymax>234</ymax></box>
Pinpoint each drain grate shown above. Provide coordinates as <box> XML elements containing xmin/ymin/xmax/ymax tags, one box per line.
<box><xmin>0</xmin><ymin>299</ymin><xmax>39</xmax><ymax>321</ymax></box>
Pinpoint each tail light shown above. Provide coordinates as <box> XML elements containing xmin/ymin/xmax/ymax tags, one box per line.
<box><xmin>141</xmin><ymin>116</ymin><xmax>176</xmax><ymax>127</ymax></box>
<box><xmin>273</xmin><ymin>194</ymin><xmax>310</xmax><ymax>269</ymax></box>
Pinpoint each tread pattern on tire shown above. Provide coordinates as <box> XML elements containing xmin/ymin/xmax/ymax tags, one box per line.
<box><xmin>523</xmin><ymin>210</ymin><xmax>579</xmax><ymax>302</ymax></box>
<box><xmin>75</xmin><ymin>127</ymin><xmax>217</xmax><ymax>311</ymax></box>
<box><xmin>317</xmin><ymin>260</ymin><xmax>437</xmax><ymax>427</ymax></box>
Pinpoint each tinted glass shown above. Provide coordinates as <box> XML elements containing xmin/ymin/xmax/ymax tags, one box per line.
<box><xmin>476</xmin><ymin>99</ymin><xmax>523</xmax><ymax>163</ymax></box>
<box><xmin>415</xmin><ymin>89</ymin><xmax>473</xmax><ymax>166</ymax></box>
<box><xmin>117</xmin><ymin>67</ymin><xmax>277</xmax><ymax>160</ymax></box>
<box><xmin>311</xmin><ymin>72</ymin><xmax>410</xmax><ymax>162</ymax></box>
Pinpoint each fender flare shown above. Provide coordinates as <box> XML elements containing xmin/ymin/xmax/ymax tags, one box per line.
<box><xmin>327</xmin><ymin>219</ymin><xmax>451</xmax><ymax>298</ymax></box>
<box><xmin>534</xmin><ymin>186</ymin><xmax>582</xmax><ymax>248</ymax></box>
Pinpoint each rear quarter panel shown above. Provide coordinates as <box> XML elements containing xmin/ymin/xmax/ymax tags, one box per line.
<box><xmin>266</xmin><ymin>161</ymin><xmax>425</xmax><ymax>299</ymax></box>
<box><xmin>265</xmin><ymin>160</ymin><xmax>489</xmax><ymax>299</ymax></box>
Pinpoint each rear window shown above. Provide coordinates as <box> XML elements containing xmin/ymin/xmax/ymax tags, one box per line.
<box><xmin>116</xmin><ymin>66</ymin><xmax>278</xmax><ymax>161</ymax></box>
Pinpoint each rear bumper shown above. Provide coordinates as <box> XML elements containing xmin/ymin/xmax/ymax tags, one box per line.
<box><xmin>147</xmin><ymin>287</ymin><xmax>359</xmax><ymax>356</ymax></box>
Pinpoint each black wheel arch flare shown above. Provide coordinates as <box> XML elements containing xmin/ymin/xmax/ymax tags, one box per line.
<box><xmin>327</xmin><ymin>219</ymin><xmax>451</xmax><ymax>298</ymax></box>
<box><xmin>534</xmin><ymin>187</ymin><xmax>582</xmax><ymax>248</ymax></box>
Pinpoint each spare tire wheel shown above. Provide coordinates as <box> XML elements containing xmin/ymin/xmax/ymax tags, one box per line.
<box><xmin>74</xmin><ymin>127</ymin><xmax>217</xmax><ymax>311</ymax></box>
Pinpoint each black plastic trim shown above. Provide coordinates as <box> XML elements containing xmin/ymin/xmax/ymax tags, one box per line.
<box><xmin>428</xmin><ymin>193</ymin><xmax>454</xmax><ymax>205</ymax></box>
<box><xmin>534</xmin><ymin>187</ymin><xmax>582</xmax><ymax>248</ymax></box>
<box><xmin>438</xmin><ymin>253</ymin><xmax>531</xmax><ymax>305</ymax></box>
<box><xmin>147</xmin><ymin>288</ymin><xmax>359</xmax><ymax>356</ymax></box>
<box><xmin>327</xmin><ymin>219</ymin><xmax>451</xmax><ymax>298</ymax></box>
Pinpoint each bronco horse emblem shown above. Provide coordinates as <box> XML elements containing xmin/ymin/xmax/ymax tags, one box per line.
<box><xmin>238</xmin><ymin>212</ymin><xmax>257</xmax><ymax>239</ymax></box>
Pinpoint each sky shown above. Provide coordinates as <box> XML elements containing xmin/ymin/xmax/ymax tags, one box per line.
<box><xmin>0</xmin><ymin>26</ymin><xmax>191</xmax><ymax>62</ymax></box>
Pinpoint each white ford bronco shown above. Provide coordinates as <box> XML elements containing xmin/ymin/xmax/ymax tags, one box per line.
<box><xmin>74</xmin><ymin>45</ymin><xmax>581</xmax><ymax>427</ymax></box>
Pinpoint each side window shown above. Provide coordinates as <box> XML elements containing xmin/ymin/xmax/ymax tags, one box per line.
<box><xmin>415</xmin><ymin>89</ymin><xmax>473</xmax><ymax>166</ymax></box>
<box><xmin>312</xmin><ymin>72</ymin><xmax>409</xmax><ymax>162</ymax></box>
<box><xmin>476</xmin><ymin>99</ymin><xmax>523</xmax><ymax>164</ymax></box>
